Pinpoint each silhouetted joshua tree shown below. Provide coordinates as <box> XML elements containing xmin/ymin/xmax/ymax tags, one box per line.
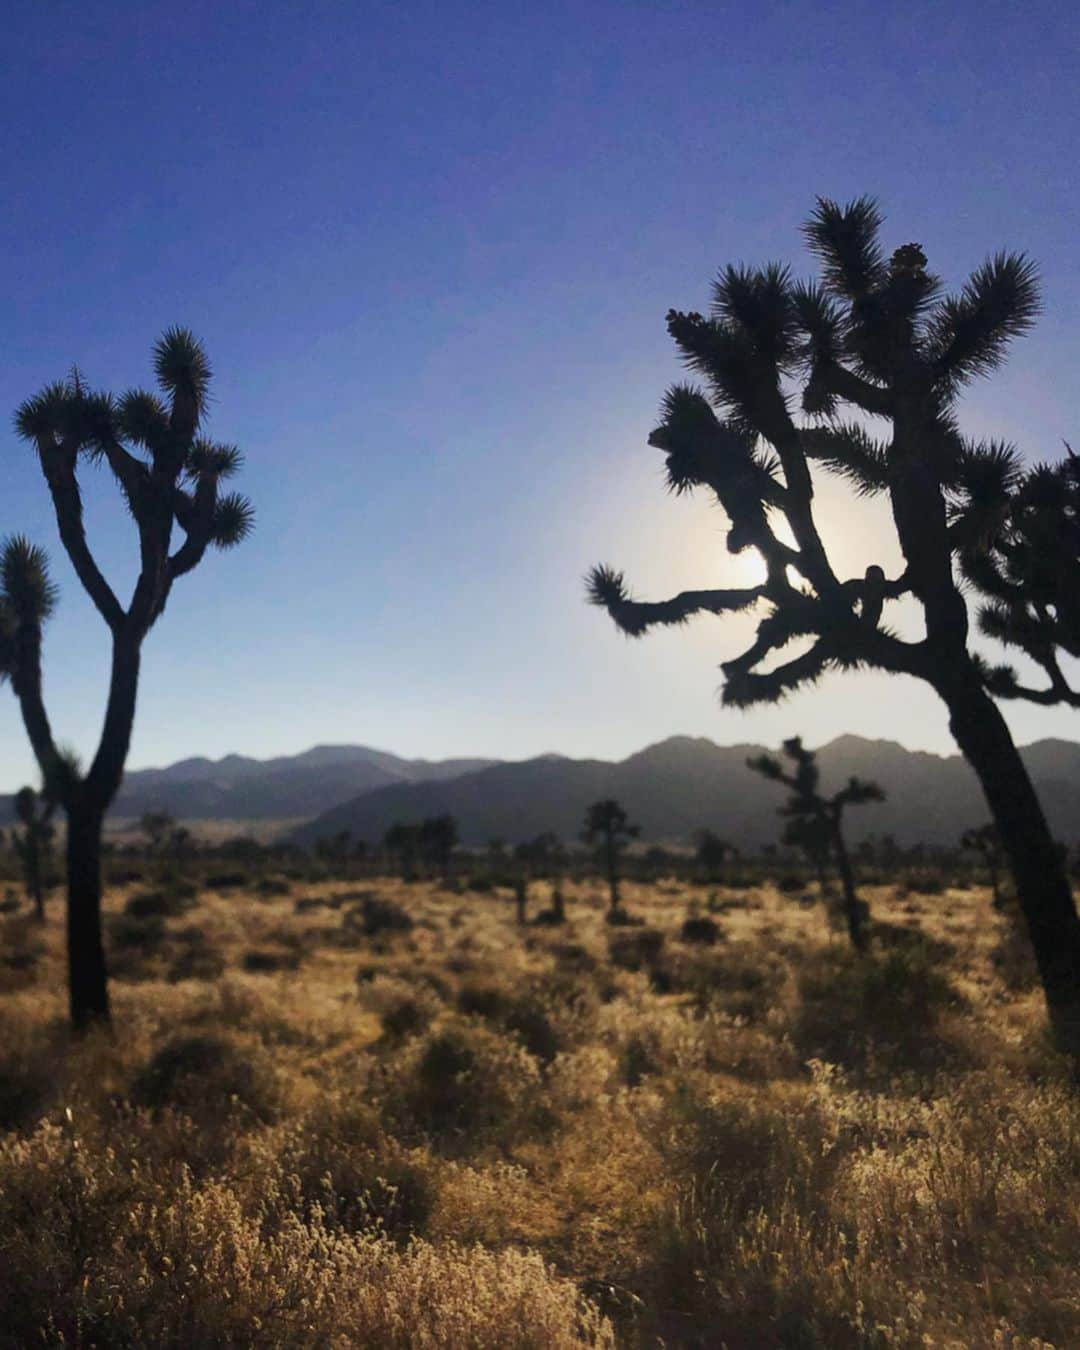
<box><xmin>384</xmin><ymin>823</ymin><xmax>420</xmax><ymax>879</ymax></box>
<box><xmin>514</xmin><ymin>874</ymin><xmax>529</xmax><ymax>926</ymax></box>
<box><xmin>961</xmin><ymin>823</ymin><xmax>1005</xmax><ymax>910</ymax></box>
<box><xmin>516</xmin><ymin>831</ymin><xmax>567</xmax><ymax>923</ymax></box>
<box><xmin>586</xmin><ymin>197</ymin><xmax>1080</xmax><ymax>1051</ymax></box>
<box><xmin>1</xmin><ymin>333</ymin><xmax>252</xmax><ymax>1029</ymax></box>
<box><xmin>419</xmin><ymin>814</ymin><xmax>459</xmax><ymax>885</ymax></box>
<box><xmin>140</xmin><ymin>810</ymin><xmax>175</xmax><ymax>855</ymax></box>
<box><xmin>582</xmin><ymin>799</ymin><xmax>640</xmax><ymax>919</ymax></box>
<box><xmin>748</xmin><ymin>738</ymin><xmax>883</xmax><ymax>949</ymax></box>
<box><xmin>694</xmin><ymin>828</ymin><xmax>733</xmax><ymax>880</ymax></box>
<box><xmin>12</xmin><ymin>785</ymin><xmax>57</xmax><ymax>922</ymax></box>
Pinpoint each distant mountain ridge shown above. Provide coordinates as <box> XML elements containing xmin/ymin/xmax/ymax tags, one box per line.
<box><xmin>290</xmin><ymin>734</ymin><xmax>1080</xmax><ymax>850</ymax></box>
<box><xmin>0</xmin><ymin>745</ymin><xmax>498</xmax><ymax>825</ymax></box>
<box><xmin>3</xmin><ymin>734</ymin><xmax>1078</xmax><ymax>849</ymax></box>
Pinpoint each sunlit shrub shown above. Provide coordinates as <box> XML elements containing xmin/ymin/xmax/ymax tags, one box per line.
<box><xmin>131</xmin><ymin>1033</ymin><xmax>283</xmax><ymax>1127</ymax></box>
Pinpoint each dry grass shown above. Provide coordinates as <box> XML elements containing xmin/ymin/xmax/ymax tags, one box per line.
<box><xmin>1</xmin><ymin>874</ymin><xmax>1078</xmax><ymax>1347</ymax></box>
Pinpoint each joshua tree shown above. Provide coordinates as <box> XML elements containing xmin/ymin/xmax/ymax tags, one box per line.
<box><xmin>419</xmin><ymin>814</ymin><xmax>459</xmax><ymax>885</ymax></box>
<box><xmin>384</xmin><ymin>822</ymin><xmax>420</xmax><ymax>879</ymax></box>
<box><xmin>315</xmin><ymin>829</ymin><xmax>355</xmax><ymax>870</ymax></box>
<box><xmin>140</xmin><ymin>809</ymin><xmax>177</xmax><ymax>881</ymax></box>
<box><xmin>514</xmin><ymin>874</ymin><xmax>529</xmax><ymax>925</ymax></box>
<box><xmin>586</xmin><ymin>197</ymin><xmax>1080</xmax><ymax>1051</ymax></box>
<box><xmin>582</xmin><ymin>799</ymin><xmax>640</xmax><ymax>919</ymax></box>
<box><xmin>961</xmin><ymin>823</ymin><xmax>1005</xmax><ymax>909</ymax></box>
<box><xmin>140</xmin><ymin>810</ymin><xmax>175</xmax><ymax>855</ymax></box>
<box><xmin>748</xmin><ymin>738</ymin><xmax>883</xmax><ymax>949</ymax></box>
<box><xmin>694</xmin><ymin>828</ymin><xmax>733</xmax><ymax>880</ymax></box>
<box><xmin>516</xmin><ymin>831</ymin><xmax>567</xmax><ymax>922</ymax></box>
<box><xmin>169</xmin><ymin>824</ymin><xmax>194</xmax><ymax>875</ymax></box>
<box><xmin>1</xmin><ymin>332</ymin><xmax>253</xmax><ymax>1028</ymax></box>
<box><xmin>12</xmin><ymin>785</ymin><xmax>57</xmax><ymax>922</ymax></box>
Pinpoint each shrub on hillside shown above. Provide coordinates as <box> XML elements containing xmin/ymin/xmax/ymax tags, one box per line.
<box><xmin>792</xmin><ymin>945</ymin><xmax>967</xmax><ymax>1075</ymax></box>
<box><xmin>680</xmin><ymin>916</ymin><xmax>722</xmax><ymax>945</ymax></box>
<box><xmin>608</xmin><ymin>928</ymin><xmax>665</xmax><ymax>972</ymax></box>
<box><xmin>124</xmin><ymin>887</ymin><xmax>194</xmax><ymax>920</ymax></box>
<box><xmin>131</xmin><ymin>1034</ymin><xmax>283</xmax><ymax>1127</ymax></box>
<box><xmin>380</xmin><ymin>1019</ymin><xmax>548</xmax><ymax>1153</ymax></box>
<box><xmin>242</xmin><ymin>948</ymin><xmax>301</xmax><ymax>974</ymax></box>
<box><xmin>345</xmin><ymin>895</ymin><xmax>414</xmax><ymax>937</ymax></box>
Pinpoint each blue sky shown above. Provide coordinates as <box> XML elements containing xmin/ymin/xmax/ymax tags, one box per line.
<box><xmin>2</xmin><ymin>0</ymin><xmax>1078</xmax><ymax>785</ymax></box>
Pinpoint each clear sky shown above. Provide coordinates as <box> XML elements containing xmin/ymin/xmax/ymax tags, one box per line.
<box><xmin>2</xmin><ymin>0</ymin><xmax>1078</xmax><ymax>786</ymax></box>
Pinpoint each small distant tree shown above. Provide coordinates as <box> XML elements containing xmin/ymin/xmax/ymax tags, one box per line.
<box><xmin>316</xmin><ymin>829</ymin><xmax>354</xmax><ymax>871</ymax></box>
<box><xmin>140</xmin><ymin>809</ymin><xmax>177</xmax><ymax>881</ymax></box>
<box><xmin>582</xmin><ymin>799</ymin><xmax>640</xmax><ymax>919</ymax></box>
<box><xmin>748</xmin><ymin>737</ymin><xmax>884</xmax><ymax>950</ymax></box>
<box><xmin>140</xmin><ymin>810</ymin><xmax>174</xmax><ymax>855</ymax></box>
<box><xmin>694</xmin><ymin>828</ymin><xmax>733</xmax><ymax>880</ymax></box>
<box><xmin>168</xmin><ymin>825</ymin><xmax>194</xmax><ymax>874</ymax></box>
<box><xmin>643</xmin><ymin>844</ymin><xmax>675</xmax><ymax>881</ymax></box>
<box><xmin>384</xmin><ymin>822</ymin><xmax>420</xmax><ymax>880</ymax></box>
<box><xmin>12</xmin><ymin>785</ymin><xmax>57</xmax><ymax>922</ymax></box>
<box><xmin>513</xmin><ymin>874</ymin><xmax>529</xmax><ymax>925</ymax></box>
<box><xmin>517</xmin><ymin>831</ymin><xmax>568</xmax><ymax>923</ymax></box>
<box><xmin>419</xmin><ymin>814</ymin><xmax>459</xmax><ymax>885</ymax></box>
<box><xmin>585</xmin><ymin>196</ymin><xmax>1080</xmax><ymax>1052</ymax></box>
<box><xmin>1</xmin><ymin>333</ymin><xmax>252</xmax><ymax>1029</ymax></box>
<box><xmin>514</xmin><ymin>831</ymin><xmax>563</xmax><ymax>877</ymax></box>
<box><xmin>961</xmin><ymin>823</ymin><xmax>1005</xmax><ymax>909</ymax></box>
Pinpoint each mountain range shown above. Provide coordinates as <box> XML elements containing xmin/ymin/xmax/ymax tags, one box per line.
<box><xmin>3</xmin><ymin>735</ymin><xmax>1078</xmax><ymax>849</ymax></box>
<box><xmin>0</xmin><ymin>746</ymin><xmax>496</xmax><ymax>827</ymax></box>
<box><xmin>292</xmin><ymin>734</ymin><xmax>1080</xmax><ymax>850</ymax></box>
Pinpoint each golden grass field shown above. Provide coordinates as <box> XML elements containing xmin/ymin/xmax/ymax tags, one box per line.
<box><xmin>1</xmin><ymin>871</ymin><xmax>1078</xmax><ymax>1348</ymax></box>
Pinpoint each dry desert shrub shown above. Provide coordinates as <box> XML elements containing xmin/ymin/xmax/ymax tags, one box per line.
<box><xmin>2</xmin><ymin>874</ymin><xmax>1080</xmax><ymax>1347</ymax></box>
<box><xmin>0</xmin><ymin>1127</ymin><xmax>612</xmax><ymax>1349</ymax></box>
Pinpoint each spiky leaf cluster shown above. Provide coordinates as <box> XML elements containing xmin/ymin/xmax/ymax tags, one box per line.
<box><xmin>959</xmin><ymin>450</ymin><xmax>1080</xmax><ymax>706</ymax></box>
<box><xmin>0</xmin><ymin>536</ymin><xmax>57</xmax><ymax>628</ymax></box>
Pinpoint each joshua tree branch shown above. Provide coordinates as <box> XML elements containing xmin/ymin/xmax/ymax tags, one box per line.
<box><xmin>100</xmin><ymin>438</ymin><xmax>149</xmax><ymax>504</ymax></box>
<box><xmin>996</xmin><ymin>680</ymin><xmax>1080</xmax><ymax>707</ymax></box>
<box><xmin>167</xmin><ymin>479</ymin><xmax>218</xmax><ymax>584</ymax></box>
<box><xmin>816</xmin><ymin>360</ymin><xmax>893</xmax><ymax>416</ymax></box>
<box><xmin>9</xmin><ymin>624</ymin><xmax>66</xmax><ymax>801</ymax></box>
<box><xmin>722</xmin><ymin>639</ymin><xmax>832</xmax><ymax>706</ymax></box>
<box><xmin>988</xmin><ymin>648</ymin><xmax>1080</xmax><ymax>707</ymax></box>
<box><xmin>37</xmin><ymin>451</ymin><xmax>124</xmax><ymax>631</ymax></box>
<box><xmin>587</xmin><ymin>567</ymin><xmax>764</xmax><ymax>637</ymax></box>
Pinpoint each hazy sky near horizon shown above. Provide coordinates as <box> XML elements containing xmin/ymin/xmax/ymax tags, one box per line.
<box><xmin>2</xmin><ymin>0</ymin><xmax>1079</xmax><ymax>787</ymax></box>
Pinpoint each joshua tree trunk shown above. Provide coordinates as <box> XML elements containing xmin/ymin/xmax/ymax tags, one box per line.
<box><xmin>942</xmin><ymin>665</ymin><xmax>1080</xmax><ymax>1053</ymax></box>
<box><xmin>605</xmin><ymin>834</ymin><xmax>619</xmax><ymax>914</ymax></box>
<box><xmin>24</xmin><ymin>841</ymin><xmax>46</xmax><ymax>922</ymax></box>
<box><xmin>515</xmin><ymin>876</ymin><xmax>528</xmax><ymax>925</ymax></box>
<box><xmin>60</xmin><ymin>636</ymin><xmax>139</xmax><ymax>1031</ymax></box>
<box><xmin>32</xmin><ymin>865</ymin><xmax>44</xmax><ymax>923</ymax></box>
<box><xmin>988</xmin><ymin>856</ymin><xmax>1003</xmax><ymax>911</ymax></box>
<box><xmin>65</xmin><ymin>803</ymin><xmax>109</xmax><ymax>1028</ymax></box>
<box><xmin>552</xmin><ymin>883</ymin><xmax>566</xmax><ymax>923</ymax></box>
<box><xmin>829</xmin><ymin>819</ymin><xmax>867</xmax><ymax>952</ymax></box>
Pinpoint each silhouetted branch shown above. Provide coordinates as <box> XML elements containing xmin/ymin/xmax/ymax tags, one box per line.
<box><xmin>586</xmin><ymin>565</ymin><xmax>763</xmax><ymax>637</ymax></box>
